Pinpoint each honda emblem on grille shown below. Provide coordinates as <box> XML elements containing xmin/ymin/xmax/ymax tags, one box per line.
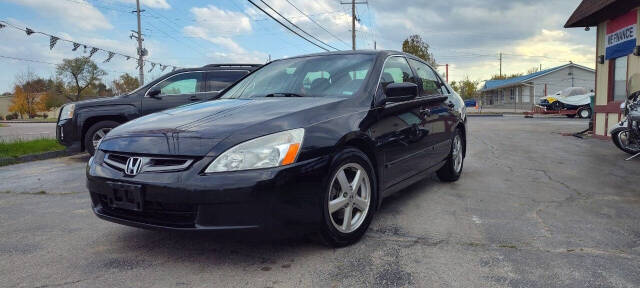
<box><xmin>125</xmin><ymin>157</ymin><xmax>143</xmax><ymax>176</ymax></box>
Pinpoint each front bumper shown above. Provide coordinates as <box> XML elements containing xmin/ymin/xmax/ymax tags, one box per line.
<box><xmin>56</xmin><ymin>118</ymin><xmax>81</xmax><ymax>152</ymax></box>
<box><xmin>87</xmin><ymin>152</ymin><xmax>330</xmax><ymax>231</ymax></box>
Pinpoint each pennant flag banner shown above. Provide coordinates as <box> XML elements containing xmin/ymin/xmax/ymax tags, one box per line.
<box><xmin>148</xmin><ymin>62</ymin><xmax>156</xmax><ymax>72</ymax></box>
<box><xmin>72</xmin><ymin>42</ymin><xmax>81</xmax><ymax>51</ymax></box>
<box><xmin>49</xmin><ymin>36</ymin><xmax>59</xmax><ymax>50</ymax></box>
<box><xmin>25</xmin><ymin>28</ymin><xmax>34</xmax><ymax>35</ymax></box>
<box><xmin>103</xmin><ymin>51</ymin><xmax>115</xmax><ymax>63</ymax></box>
<box><xmin>88</xmin><ymin>47</ymin><xmax>99</xmax><ymax>58</ymax></box>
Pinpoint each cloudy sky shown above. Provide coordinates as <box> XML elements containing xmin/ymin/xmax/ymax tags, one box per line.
<box><xmin>0</xmin><ymin>0</ymin><xmax>595</xmax><ymax>93</ymax></box>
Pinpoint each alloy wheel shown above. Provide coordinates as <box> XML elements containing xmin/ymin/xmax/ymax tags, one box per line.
<box><xmin>328</xmin><ymin>163</ymin><xmax>371</xmax><ymax>234</ymax></box>
<box><xmin>453</xmin><ymin>134</ymin><xmax>463</xmax><ymax>173</ymax></box>
<box><xmin>92</xmin><ymin>128</ymin><xmax>111</xmax><ymax>149</ymax></box>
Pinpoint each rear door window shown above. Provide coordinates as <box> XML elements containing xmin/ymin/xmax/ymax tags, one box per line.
<box><xmin>206</xmin><ymin>70</ymin><xmax>249</xmax><ymax>92</ymax></box>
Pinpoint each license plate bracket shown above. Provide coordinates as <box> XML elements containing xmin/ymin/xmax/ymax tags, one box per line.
<box><xmin>106</xmin><ymin>182</ymin><xmax>143</xmax><ymax>211</ymax></box>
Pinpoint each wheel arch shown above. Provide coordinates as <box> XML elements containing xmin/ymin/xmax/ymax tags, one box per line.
<box><xmin>80</xmin><ymin>115</ymin><xmax>127</xmax><ymax>151</ymax></box>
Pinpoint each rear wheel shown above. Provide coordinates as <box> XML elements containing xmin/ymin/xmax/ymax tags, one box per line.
<box><xmin>437</xmin><ymin>128</ymin><xmax>464</xmax><ymax>182</ymax></box>
<box><xmin>319</xmin><ymin>148</ymin><xmax>376</xmax><ymax>247</ymax></box>
<box><xmin>84</xmin><ymin>120</ymin><xmax>119</xmax><ymax>155</ymax></box>
<box><xmin>577</xmin><ymin>107</ymin><xmax>592</xmax><ymax>119</ymax></box>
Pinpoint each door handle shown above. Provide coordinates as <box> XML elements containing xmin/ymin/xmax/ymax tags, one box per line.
<box><xmin>189</xmin><ymin>96</ymin><xmax>200</xmax><ymax>101</ymax></box>
<box><xmin>420</xmin><ymin>108</ymin><xmax>431</xmax><ymax>117</ymax></box>
<box><xmin>447</xmin><ymin>102</ymin><xmax>455</xmax><ymax>108</ymax></box>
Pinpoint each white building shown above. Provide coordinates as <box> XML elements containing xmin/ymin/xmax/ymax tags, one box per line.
<box><xmin>480</xmin><ymin>63</ymin><xmax>595</xmax><ymax>109</ymax></box>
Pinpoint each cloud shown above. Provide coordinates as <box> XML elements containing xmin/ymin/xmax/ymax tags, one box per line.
<box><xmin>369</xmin><ymin>0</ymin><xmax>595</xmax><ymax>82</ymax></box>
<box><xmin>116</xmin><ymin>0</ymin><xmax>170</xmax><ymax>9</ymax></box>
<box><xmin>5</xmin><ymin>0</ymin><xmax>112</xmax><ymax>31</ymax></box>
<box><xmin>183</xmin><ymin>4</ymin><xmax>266</xmax><ymax>64</ymax></box>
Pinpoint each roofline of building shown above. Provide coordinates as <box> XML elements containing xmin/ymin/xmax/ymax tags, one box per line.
<box><xmin>564</xmin><ymin>0</ymin><xmax>640</xmax><ymax>28</ymax></box>
<box><xmin>480</xmin><ymin>63</ymin><xmax>595</xmax><ymax>92</ymax></box>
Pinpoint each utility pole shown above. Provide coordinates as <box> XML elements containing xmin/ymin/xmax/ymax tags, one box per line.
<box><xmin>445</xmin><ymin>64</ymin><xmax>449</xmax><ymax>83</ymax></box>
<box><xmin>374</xmin><ymin>41</ymin><xmax>376</xmax><ymax>50</ymax></box>
<box><xmin>341</xmin><ymin>1</ymin><xmax>367</xmax><ymax>50</ymax></box>
<box><xmin>499</xmin><ymin>52</ymin><xmax>502</xmax><ymax>78</ymax></box>
<box><xmin>131</xmin><ymin>0</ymin><xmax>145</xmax><ymax>85</ymax></box>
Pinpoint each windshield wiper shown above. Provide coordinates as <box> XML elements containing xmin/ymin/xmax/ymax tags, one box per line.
<box><xmin>264</xmin><ymin>93</ymin><xmax>305</xmax><ymax>98</ymax></box>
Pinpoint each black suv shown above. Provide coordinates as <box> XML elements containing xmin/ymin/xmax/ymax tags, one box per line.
<box><xmin>56</xmin><ymin>64</ymin><xmax>260</xmax><ymax>155</ymax></box>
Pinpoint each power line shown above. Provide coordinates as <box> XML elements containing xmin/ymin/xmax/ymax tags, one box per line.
<box><xmin>247</xmin><ymin>0</ymin><xmax>330</xmax><ymax>52</ymax></box>
<box><xmin>0</xmin><ymin>54</ymin><xmax>132</xmax><ymax>75</ymax></box>
<box><xmin>257</xmin><ymin>0</ymin><xmax>339</xmax><ymax>51</ymax></box>
<box><xmin>284</xmin><ymin>0</ymin><xmax>349</xmax><ymax>48</ymax></box>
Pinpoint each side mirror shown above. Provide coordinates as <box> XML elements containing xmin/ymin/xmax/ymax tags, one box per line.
<box><xmin>147</xmin><ymin>88</ymin><xmax>161</xmax><ymax>99</ymax></box>
<box><xmin>385</xmin><ymin>82</ymin><xmax>418</xmax><ymax>103</ymax></box>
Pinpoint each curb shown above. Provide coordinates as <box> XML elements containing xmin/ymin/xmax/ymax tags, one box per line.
<box><xmin>0</xmin><ymin>149</ymin><xmax>78</xmax><ymax>166</ymax></box>
<box><xmin>468</xmin><ymin>114</ymin><xmax>504</xmax><ymax>117</ymax></box>
<box><xmin>0</xmin><ymin>121</ymin><xmax>58</xmax><ymax>124</ymax></box>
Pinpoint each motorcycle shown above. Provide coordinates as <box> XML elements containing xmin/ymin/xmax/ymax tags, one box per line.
<box><xmin>610</xmin><ymin>74</ymin><xmax>640</xmax><ymax>160</ymax></box>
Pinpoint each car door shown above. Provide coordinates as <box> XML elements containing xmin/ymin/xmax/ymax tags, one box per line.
<box><xmin>370</xmin><ymin>56</ymin><xmax>427</xmax><ymax>189</ymax></box>
<box><xmin>141</xmin><ymin>71</ymin><xmax>204</xmax><ymax>115</ymax></box>
<box><xmin>408</xmin><ymin>58</ymin><xmax>455</xmax><ymax>166</ymax></box>
<box><xmin>200</xmin><ymin>70</ymin><xmax>250</xmax><ymax>100</ymax></box>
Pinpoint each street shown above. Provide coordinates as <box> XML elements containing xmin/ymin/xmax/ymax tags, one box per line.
<box><xmin>0</xmin><ymin>122</ymin><xmax>57</xmax><ymax>141</ymax></box>
<box><xmin>0</xmin><ymin>117</ymin><xmax>639</xmax><ymax>288</ymax></box>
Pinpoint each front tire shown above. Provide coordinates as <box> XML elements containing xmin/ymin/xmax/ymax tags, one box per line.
<box><xmin>319</xmin><ymin>148</ymin><xmax>376</xmax><ymax>247</ymax></box>
<box><xmin>611</xmin><ymin>128</ymin><xmax>640</xmax><ymax>155</ymax></box>
<box><xmin>84</xmin><ymin>120</ymin><xmax>119</xmax><ymax>155</ymax></box>
<box><xmin>437</xmin><ymin>128</ymin><xmax>464</xmax><ymax>182</ymax></box>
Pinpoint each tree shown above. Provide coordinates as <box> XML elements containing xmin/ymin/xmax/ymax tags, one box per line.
<box><xmin>402</xmin><ymin>34</ymin><xmax>437</xmax><ymax>67</ymax></box>
<box><xmin>111</xmin><ymin>73</ymin><xmax>140</xmax><ymax>95</ymax></box>
<box><xmin>450</xmin><ymin>76</ymin><xmax>480</xmax><ymax>100</ymax></box>
<box><xmin>490</xmin><ymin>73</ymin><xmax>524</xmax><ymax>80</ymax></box>
<box><xmin>527</xmin><ymin>66</ymin><xmax>541</xmax><ymax>74</ymax></box>
<box><xmin>56</xmin><ymin>57</ymin><xmax>106</xmax><ymax>102</ymax></box>
<box><xmin>9</xmin><ymin>72</ymin><xmax>46</xmax><ymax>118</ymax></box>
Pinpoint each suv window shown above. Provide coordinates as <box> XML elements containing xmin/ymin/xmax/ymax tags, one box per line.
<box><xmin>380</xmin><ymin>57</ymin><xmax>415</xmax><ymax>89</ymax></box>
<box><xmin>206</xmin><ymin>71</ymin><xmax>248</xmax><ymax>92</ymax></box>
<box><xmin>408</xmin><ymin>59</ymin><xmax>442</xmax><ymax>96</ymax></box>
<box><xmin>155</xmin><ymin>72</ymin><xmax>204</xmax><ymax>96</ymax></box>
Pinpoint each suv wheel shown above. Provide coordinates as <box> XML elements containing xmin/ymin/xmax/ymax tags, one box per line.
<box><xmin>319</xmin><ymin>148</ymin><xmax>376</xmax><ymax>247</ymax></box>
<box><xmin>84</xmin><ymin>121</ymin><xmax>119</xmax><ymax>155</ymax></box>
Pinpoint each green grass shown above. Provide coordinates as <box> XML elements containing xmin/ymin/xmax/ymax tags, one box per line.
<box><xmin>0</xmin><ymin>124</ymin><xmax>6</xmax><ymax>127</ymax></box>
<box><xmin>0</xmin><ymin>138</ymin><xmax>64</xmax><ymax>159</ymax></box>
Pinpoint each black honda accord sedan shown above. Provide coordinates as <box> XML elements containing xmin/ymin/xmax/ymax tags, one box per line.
<box><xmin>87</xmin><ymin>50</ymin><xmax>467</xmax><ymax>246</ymax></box>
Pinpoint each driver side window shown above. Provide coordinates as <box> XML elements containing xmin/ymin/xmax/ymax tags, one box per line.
<box><xmin>380</xmin><ymin>57</ymin><xmax>415</xmax><ymax>90</ymax></box>
<box><xmin>155</xmin><ymin>72</ymin><xmax>203</xmax><ymax>96</ymax></box>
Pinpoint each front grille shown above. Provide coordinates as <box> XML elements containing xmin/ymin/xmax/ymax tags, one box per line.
<box><xmin>97</xmin><ymin>194</ymin><xmax>197</xmax><ymax>228</ymax></box>
<box><xmin>103</xmin><ymin>153</ymin><xmax>194</xmax><ymax>174</ymax></box>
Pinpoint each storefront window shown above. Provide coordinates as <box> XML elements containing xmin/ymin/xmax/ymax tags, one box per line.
<box><xmin>613</xmin><ymin>56</ymin><xmax>627</xmax><ymax>102</ymax></box>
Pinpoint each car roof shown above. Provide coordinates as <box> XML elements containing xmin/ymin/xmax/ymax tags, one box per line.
<box><xmin>271</xmin><ymin>50</ymin><xmax>412</xmax><ymax>61</ymax></box>
<box><xmin>173</xmin><ymin>64</ymin><xmax>262</xmax><ymax>73</ymax></box>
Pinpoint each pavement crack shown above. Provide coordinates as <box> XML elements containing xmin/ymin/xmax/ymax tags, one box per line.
<box><xmin>34</xmin><ymin>278</ymin><xmax>89</xmax><ymax>288</ymax></box>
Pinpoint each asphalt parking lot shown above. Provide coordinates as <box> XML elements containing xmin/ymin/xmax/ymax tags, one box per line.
<box><xmin>0</xmin><ymin>116</ymin><xmax>639</xmax><ymax>288</ymax></box>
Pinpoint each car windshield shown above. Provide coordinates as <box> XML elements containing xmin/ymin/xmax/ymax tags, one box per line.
<box><xmin>220</xmin><ymin>54</ymin><xmax>375</xmax><ymax>99</ymax></box>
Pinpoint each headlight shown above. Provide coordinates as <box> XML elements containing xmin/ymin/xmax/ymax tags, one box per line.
<box><xmin>205</xmin><ymin>128</ymin><xmax>304</xmax><ymax>173</ymax></box>
<box><xmin>59</xmin><ymin>104</ymin><xmax>75</xmax><ymax>120</ymax></box>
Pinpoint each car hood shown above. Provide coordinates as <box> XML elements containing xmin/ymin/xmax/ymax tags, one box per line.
<box><xmin>73</xmin><ymin>95</ymin><xmax>129</xmax><ymax>107</ymax></box>
<box><xmin>99</xmin><ymin>98</ymin><xmax>345</xmax><ymax>156</ymax></box>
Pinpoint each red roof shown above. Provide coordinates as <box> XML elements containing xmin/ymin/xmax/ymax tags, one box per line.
<box><xmin>565</xmin><ymin>0</ymin><xmax>640</xmax><ymax>28</ymax></box>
